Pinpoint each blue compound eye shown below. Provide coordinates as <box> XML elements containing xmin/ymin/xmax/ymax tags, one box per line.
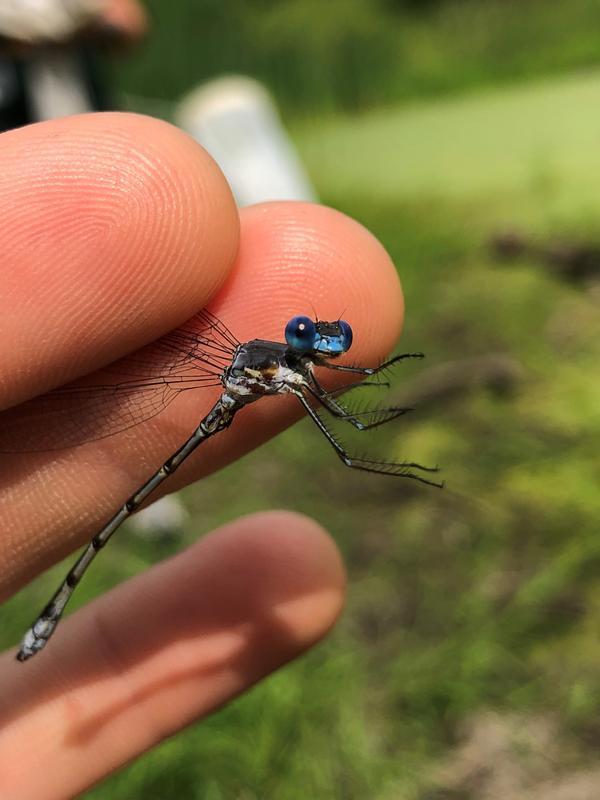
<box><xmin>285</xmin><ymin>316</ymin><xmax>317</xmax><ymax>351</ymax></box>
<box><xmin>338</xmin><ymin>320</ymin><xmax>353</xmax><ymax>351</ymax></box>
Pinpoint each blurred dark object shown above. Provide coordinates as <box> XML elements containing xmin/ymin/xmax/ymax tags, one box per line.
<box><xmin>491</xmin><ymin>230</ymin><xmax>600</xmax><ymax>285</ymax></box>
<box><xmin>394</xmin><ymin>354</ymin><xmax>525</xmax><ymax>410</ymax></box>
<box><xmin>0</xmin><ymin>0</ymin><xmax>146</xmax><ymax>130</ymax></box>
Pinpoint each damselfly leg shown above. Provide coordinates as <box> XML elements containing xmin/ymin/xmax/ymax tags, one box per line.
<box><xmin>295</xmin><ymin>393</ymin><xmax>442</xmax><ymax>486</ymax></box>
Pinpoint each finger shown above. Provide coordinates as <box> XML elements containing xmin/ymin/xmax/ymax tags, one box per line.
<box><xmin>0</xmin><ymin>201</ymin><xmax>403</xmax><ymax>597</ymax></box>
<box><xmin>0</xmin><ymin>111</ymin><xmax>238</xmax><ymax>410</ymax></box>
<box><xmin>0</xmin><ymin>511</ymin><xmax>345</xmax><ymax>799</ymax></box>
<box><xmin>99</xmin><ymin>0</ymin><xmax>148</xmax><ymax>41</ymax></box>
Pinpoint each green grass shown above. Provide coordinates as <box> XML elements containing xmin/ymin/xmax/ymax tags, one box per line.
<box><xmin>116</xmin><ymin>0</ymin><xmax>600</xmax><ymax>116</ymax></box>
<box><xmin>297</xmin><ymin>67</ymin><xmax>600</xmax><ymax>224</ymax></box>
<box><xmin>5</xmin><ymin>70</ymin><xmax>600</xmax><ymax>799</ymax></box>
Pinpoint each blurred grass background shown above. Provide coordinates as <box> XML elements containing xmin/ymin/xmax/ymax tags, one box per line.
<box><xmin>4</xmin><ymin>1</ymin><xmax>600</xmax><ymax>797</ymax></box>
<box><xmin>117</xmin><ymin>0</ymin><xmax>600</xmax><ymax>116</ymax></box>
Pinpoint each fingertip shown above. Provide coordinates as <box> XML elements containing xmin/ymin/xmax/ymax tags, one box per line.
<box><xmin>266</xmin><ymin>509</ymin><xmax>347</xmax><ymax>646</ymax></box>
<box><xmin>218</xmin><ymin>201</ymin><xmax>404</xmax><ymax>364</ymax></box>
<box><xmin>205</xmin><ymin>510</ymin><xmax>347</xmax><ymax>650</ymax></box>
<box><xmin>111</xmin><ymin>508</ymin><xmax>346</xmax><ymax>663</ymax></box>
<box><xmin>0</xmin><ymin>112</ymin><xmax>239</xmax><ymax>407</ymax></box>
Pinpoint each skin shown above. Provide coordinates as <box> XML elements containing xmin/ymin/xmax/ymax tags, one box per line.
<box><xmin>99</xmin><ymin>0</ymin><xmax>148</xmax><ymax>42</ymax></box>
<box><xmin>0</xmin><ymin>112</ymin><xmax>404</xmax><ymax>799</ymax></box>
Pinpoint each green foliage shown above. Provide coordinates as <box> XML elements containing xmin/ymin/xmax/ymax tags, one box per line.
<box><xmin>115</xmin><ymin>0</ymin><xmax>600</xmax><ymax>115</ymax></box>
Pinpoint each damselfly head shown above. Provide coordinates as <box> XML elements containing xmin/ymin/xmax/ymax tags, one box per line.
<box><xmin>285</xmin><ymin>315</ymin><xmax>353</xmax><ymax>356</ymax></box>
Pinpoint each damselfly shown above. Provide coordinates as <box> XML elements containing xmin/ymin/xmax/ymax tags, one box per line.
<box><xmin>4</xmin><ymin>309</ymin><xmax>442</xmax><ymax>662</ymax></box>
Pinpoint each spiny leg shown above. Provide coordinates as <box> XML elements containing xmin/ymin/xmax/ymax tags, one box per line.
<box><xmin>296</xmin><ymin>392</ymin><xmax>443</xmax><ymax>488</ymax></box>
<box><xmin>317</xmin><ymin>351</ymin><xmax>424</xmax><ymax>377</ymax></box>
<box><xmin>308</xmin><ymin>352</ymin><xmax>423</xmax><ymax>425</ymax></box>
<box><xmin>16</xmin><ymin>399</ymin><xmax>238</xmax><ymax>662</ymax></box>
<box><xmin>309</xmin><ymin>370</ymin><xmax>391</xmax><ymax>399</ymax></box>
<box><xmin>304</xmin><ymin>381</ymin><xmax>413</xmax><ymax>431</ymax></box>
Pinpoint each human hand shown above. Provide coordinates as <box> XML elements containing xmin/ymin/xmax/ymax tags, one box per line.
<box><xmin>0</xmin><ymin>113</ymin><xmax>403</xmax><ymax>798</ymax></box>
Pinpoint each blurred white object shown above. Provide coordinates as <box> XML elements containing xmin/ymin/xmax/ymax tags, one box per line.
<box><xmin>175</xmin><ymin>75</ymin><xmax>317</xmax><ymax>206</ymax></box>
<box><xmin>129</xmin><ymin>495</ymin><xmax>189</xmax><ymax>541</ymax></box>
<box><xmin>25</xmin><ymin>50</ymin><xmax>93</xmax><ymax>118</ymax></box>
<box><xmin>0</xmin><ymin>0</ymin><xmax>104</xmax><ymax>43</ymax></box>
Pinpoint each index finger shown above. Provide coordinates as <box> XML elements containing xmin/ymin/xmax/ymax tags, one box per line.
<box><xmin>0</xmin><ymin>112</ymin><xmax>239</xmax><ymax>410</ymax></box>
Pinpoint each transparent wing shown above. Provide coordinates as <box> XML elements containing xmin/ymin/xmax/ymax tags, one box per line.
<box><xmin>0</xmin><ymin>309</ymin><xmax>239</xmax><ymax>453</ymax></box>
<box><xmin>105</xmin><ymin>309</ymin><xmax>240</xmax><ymax>379</ymax></box>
